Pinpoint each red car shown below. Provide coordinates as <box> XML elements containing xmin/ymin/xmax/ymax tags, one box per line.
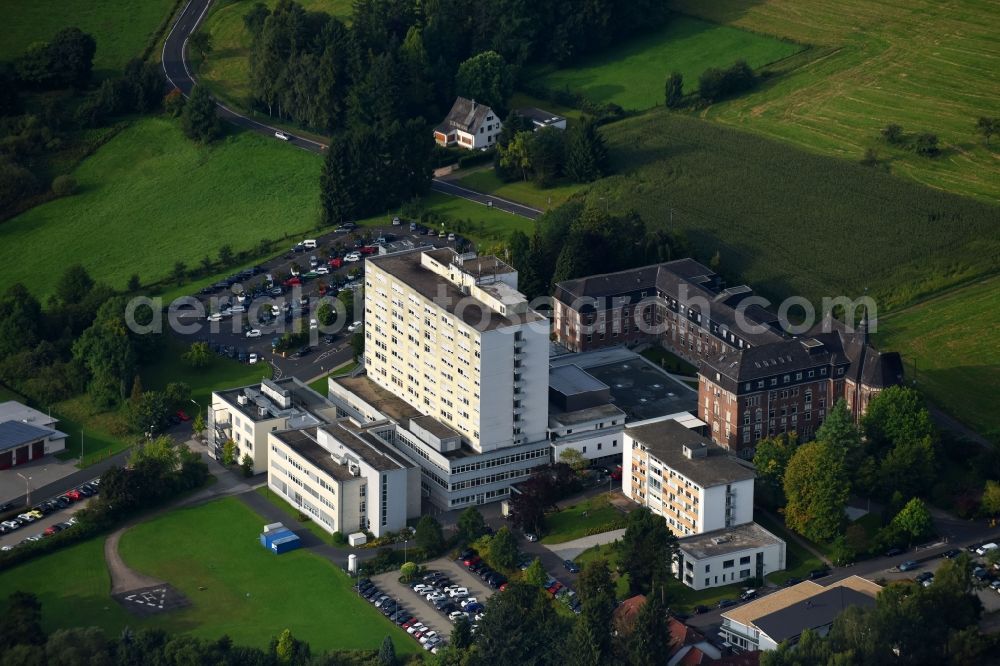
<box><xmin>328</xmin><ymin>257</ymin><xmax>343</xmax><ymax>269</ymax></box>
<box><xmin>66</xmin><ymin>489</ymin><xmax>82</xmax><ymax>501</ymax></box>
<box><xmin>44</xmin><ymin>524</ymin><xmax>63</xmax><ymax>536</ymax></box>
<box><xmin>547</xmin><ymin>582</ymin><xmax>563</xmax><ymax>595</ymax></box>
<box><xmin>611</xmin><ymin>465</ymin><xmax>623</xmax><ymax>482</ymax></box>
<box><xmin>463</xmin><ymin>555</ymin><xmax>481</xmax><ymax>567</ymax></box>
<box><xmin>283</xmin><ymin>277</ymin><xmax>302</xmax><ymax>287</ymax></box>
<box><xmin>499</xmin><ymin>583</ymin><xmax>509</xmax><ymax>592</ymax></box>
<box><xmin>360</xmin><ymin>245</ymin><xmax>378</xmax><ymax>255</ymax></box>
<box><xmin>176</xmin><ymin>410</ymin><xmax>190</xmax><ymax>422</ymax></box>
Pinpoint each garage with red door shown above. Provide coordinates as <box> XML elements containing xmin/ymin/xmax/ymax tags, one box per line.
<box><xmin>0</xmin><ymin>420</ymin><xmax>57</xmax><ymax>470</ymax></box>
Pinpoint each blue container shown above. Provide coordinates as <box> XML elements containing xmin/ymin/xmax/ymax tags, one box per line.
<box><xmin>271</xmin><ymin>534</ymin><xmax>301</xmax><ymax>554</ymax></box>
<box><xmin>261</xmin><ymin>528</ymin><xmax>294</xmax><ymax>549</ymax></box>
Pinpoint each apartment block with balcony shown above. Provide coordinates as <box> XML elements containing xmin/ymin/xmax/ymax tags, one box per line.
<box><xmin>623</xmin><ymin>418</ymin><xmax>755</xmax><ymax>536</ymax></box>
<box><xmin>210</xmin><ymin>377</ymin><xmax>338</xmax><ymax>474</ymax></box>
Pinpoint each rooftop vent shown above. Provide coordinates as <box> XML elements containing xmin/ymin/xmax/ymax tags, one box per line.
<box><xmin>711</xmin><ymin>536</ymin><xmax>730</xmax><ymax>545</ymax></box>
<box><xmin>682</xmin><ymin>443</ymin><xmax>708</xmax><ymax>460</ymax></box>
<box><xmin>237</xmin><ymin>394</ymin><xmax>248</xmax><ymax>406</ymax></box>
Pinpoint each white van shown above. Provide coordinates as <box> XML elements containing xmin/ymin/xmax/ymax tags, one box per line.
<box><xmin>302</xmin><ymin>239</ymin><xmax>317</xmax><ymax>249</ymax></box>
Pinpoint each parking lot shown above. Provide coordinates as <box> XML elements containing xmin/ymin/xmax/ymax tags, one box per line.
<box><xmin>168</xmin><ymin>222</ymin><xmax>459</xmax><ymax>382</ymax></box>
<box><xmin>0</xmin><ymin>479</ymin><xmax>99</xmax><ymax>549</ymax></box>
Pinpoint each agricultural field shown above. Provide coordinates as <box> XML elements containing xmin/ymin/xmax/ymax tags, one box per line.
<box><xmin>0</xmin><ymin>117</ymin><xmax>322</xmax><ymax>302</ymax></box>
<box><xmin>596</xmin><ymin>109</ymin><xmax>1000</xmax><ymax>312</ymax></box>
<box><xmin>1</xmin><ymin>0</ymin><xmax>176</xmax><ymax>77</ymax></box>
<box><xmin>530</xmin><ymin>15</ymin><xmax>803</xmax><ymax>111</ymax></box>
<box><xmin>119</xmin><ymin>498</ymin><xmax>418</xmax><ymax>653</ymax></box>
<box><xmin>666</xmin><ymin>0</ymin><xmax>1000</xmax><ymax>202</ymax></box>
<box><xmin>876</xmin><ymin>276</ymin><xmax>1000</xmax><ymax>439</ymax></box>
<box><xmin>455</xmin><ymin>169</ymin><xmax>586</xmax><ymax>211</ymax></box>
<box><xmin>196</xmin><ymin>0</ymin><xmax>353</xmax><ymax>110</ymax></box>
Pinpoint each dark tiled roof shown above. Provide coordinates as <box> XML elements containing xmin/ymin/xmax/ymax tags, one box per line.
<box><xmin>754</xmin><ymin>587</ymin><xmax>875</xmax><ymax>644</ymax></box>
<box><xmin>626</xmin><ymin>419</ymin><xmax>755</xmax><ymax>487</ymax></box>
<box><xmin>0</xmin><ymin>421</ymin><xmax>55</xmax><ymax>452</ymax></box>
<box><xmin>436</xmin><ymin>97</ymin><xmax>494</xmax><ymax>134</ymax></box>
<box><xmin>553</xmin><ymin>259</ymin><xmax>784</xmax><ymax>347</ymax></box>
<box><xmin>516</xmin><ymin>107</ymin><xmax>566</xmax><ymax>127</ymax></box>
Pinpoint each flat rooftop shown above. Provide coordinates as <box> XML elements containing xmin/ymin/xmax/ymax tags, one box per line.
<box><xmin>327</xmin><ymin>422</ymin><xmax>415</xmax><ymax>472</ymax></box>
<box><xmin>582</xmin><ymin>357</ymin><xmax>697</xmax><ymax>421</ymax></box>
<box><xmin>626</xmin><ymin>419</ymin><xmax>755</xmax><ymax>487</ymax></box>
<box><xmin>411</xmin><ymin>414</ymin><xmax>461</xmax><ymax>440</ymax></box>
<box><xmin>367</xmin><ymin>249</ymin><xmax>544</xmax><ymax>331</ymax></box>
<box><xmin>216</xmin><ymin>377</ymin><xmax>331</xmax><ymax>424</ymax></box>
<box><xmin>550</xmin><ymin>403</ymin><xmax>624</xmax><ymax>427</ymax></box>
<box><xmin>754</xmin><ymin>587</ymin><xmax>876</xmax><ymax>644</ymax></box>
<box><xmin>678</xmin><ymin>522</ymin><xmax>783</xmax><ymax>560</ymax></box>
<box><xmin>332</xmin><ymin>375</ymin><xmax>422</xmax><ymax>423</ymax></box>
<box><xmin>549</xmin><ymin>364</ymin><xmax>609</xmax><ymax>397</ymax></box>
<box><xmin>0</xmin><ymin>401</ymin><xmax>57</xmax><ymax>427</ymax></box>
<box><xmin>272</xmin><ymin>427</ymin><xmax>358</xmax><ymax>482</ymax></box>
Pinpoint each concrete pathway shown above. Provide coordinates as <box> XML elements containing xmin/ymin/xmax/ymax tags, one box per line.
<box><xmin>544</xmin><ymin>529</ymin><xmax>626</xmax><ymax>561</ymax></box>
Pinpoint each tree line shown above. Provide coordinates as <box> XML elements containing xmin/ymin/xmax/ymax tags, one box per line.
<box><xmin>506</xmin><ymin>199</ymin><xmax>689</xmax><ymax>299</ymax></box>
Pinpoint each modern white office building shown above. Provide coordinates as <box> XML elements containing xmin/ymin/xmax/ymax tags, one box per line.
<box><xmin>547</xmin><ymin>364</ymin><xmax>625</xmax><ymax>465</ymax></box>
<box><xmin>675</xmin><ymin>523</ymin><xmax>786</xmax><ymax>591</ymax></box>
<box><xmin>267</xmin><ymin>423</ymin><xmax>421</xmax><ymax>537</ymax></box>
<box><xmin>327</xmin><ymin>247</ymin><xmax>554</xmax><ymax>509</ymax></box>
<box><xmin>210</xmin><ymin>377</ymin><xmax>339</xmax><ymax>474</ymax></box>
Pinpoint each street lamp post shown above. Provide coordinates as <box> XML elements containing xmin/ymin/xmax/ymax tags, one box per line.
<box><xmin>16</xmin><ymin>472</ymin><xmax>31</xmax><ymax>506</ymax></box>
<box><xmin>404</xmin><ymin>539</ymin><xmax>408</xmax><ymax>563</ymax></box>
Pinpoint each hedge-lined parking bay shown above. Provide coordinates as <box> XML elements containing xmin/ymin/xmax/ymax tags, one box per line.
<box><xmin>0</xmin><ymin>498</ymin><xmax>418</xmax><ymax>654</ymax></box>
<box><xmin>0</xmin><ymin>118</ymin><xmax>322</xmax><ymax>302</ymax></box>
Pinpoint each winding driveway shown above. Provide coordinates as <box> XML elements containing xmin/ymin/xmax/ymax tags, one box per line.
<box><xmin>160</xmin><ymin>1</ymin><xmax>542</xmax><ymax>220</ymax></box>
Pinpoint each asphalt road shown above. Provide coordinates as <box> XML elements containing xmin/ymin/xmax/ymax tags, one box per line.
<box><xmin>161</xmin><ymin>0</ymin><xmax>542</xmax><ymax>220</ymax></box>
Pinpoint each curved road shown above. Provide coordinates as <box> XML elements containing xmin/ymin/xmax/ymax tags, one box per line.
<box><xmin>161</xmin><ymin>1</ymin><xmax>541</xmax><ymax>220</ymax></box>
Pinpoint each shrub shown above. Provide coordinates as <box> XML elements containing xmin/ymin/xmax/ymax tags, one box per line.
<box><xmin>51</xmin><ymin>174</ymin><xmax>77</xmax><ymax>196</ymax></box>
<box><xmin>332</xmin><ymin>531</ymin><xmax>348</xmax><ymax>546</ymax></box>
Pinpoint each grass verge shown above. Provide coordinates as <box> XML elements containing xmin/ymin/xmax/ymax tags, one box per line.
<box><xmin>454</xmin><ymin>169</ymin><xmax>585</xmax><ymax>211</ymax></box>
<box><xmin>541</xmin><ymin>494</ymin><xmax>625</xmax><ymax>545</ymax></box>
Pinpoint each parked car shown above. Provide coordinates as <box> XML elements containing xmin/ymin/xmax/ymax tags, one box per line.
<box><xmin>246</xmin><ymin>328</ymin><xmax>262</xmax><ymax>338</ymax></box>
<box><xmin>406</xmin><ymin>623</ymin><xmax>425</xmax><ymax>635</ymax></box>
<box><xmin>448</xmin><ymin>587</ymin><xmax>469</xmax><ymax>598</ymax></box>
<box><xmin>347</xmin><ymin>321</ymin><xmax>363</xmax><ymax>333</ymax></box>
<box><xmin>898</xmin><ymin>560</ymin><xmax>920</xmax><ymax>572</ymax></box>
<box><xmin>563</xmin><ymin>559</ymin><xmax>580</xmax><ymax>573</ymax></box>
<box><xmin>463</xmin><ymin>555</ymin><xmax>481</xmax><ymax>567</ymax></box>
<box><xmin>915</xmin><ymin>572</ymin><xmax>934</xmax><ymax>584</ymax></box>
<box><xmin>740</xmin><ymin>589</ymin><xmax>758</xmax><ymax>601</ymax></box>
<box><xmin>884</xmin><ymin>547</ymin><xmax>904</xmax><ymax>558</ymax></box>
<box><xmin>808</xmin><ymin>568</ymin><xmax>831</xmax><ymax>580</ymax></box>
<box><xmin>977</xmin><ymin>543</ymin><xmax>998</xmax><ymax>556</ymax></box>
<box><xmin>941</xmin><ymin>548</ymin><xmax>962</xmax><ymax>559</ymax></box>
<box><xmin>717</xmin><ymin>599</ymin><xmax>737</xmax><ymax>609</ymax></box>
<box><xmin>344</xmin><ymin>252</ymin><xmax>362</xmax><ymax>262</ymax></box>
<box><xmin>973</xmin><ymin>566</ymin><xmax>990</xmax><ymax>582</ymax></box>
<box><xmin>524</xmin><ymin>532</ymin><xmax>538</xmax><ymax>542</ymax></box>
<box><xmin>275</xmin><ymin>131</ymin><xmax>290</xmax><ymax>141</ymax></box>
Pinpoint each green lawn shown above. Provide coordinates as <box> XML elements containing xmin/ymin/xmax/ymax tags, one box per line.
<box><xmin>0</xmin><ymin>117</ymin><xmax>322</xmax><ymax>302</ymax></box>
<box><xmin>640</xmin><ymin>346</ymin><xmax>698</xmax><ymax>377</ymax></box>
<box><xmin>119</xmin><ymin>497</ymin><xmax>418</xmax><ymax>653</ymax></box>
<box><xmin>541</xmin><ymin>494</ymin><xmax>625</xmax><ymax>545</ymax></box>
<box><xmin>198</xmin><ymin>0</ymin><xmax>353</xmax><ymax>111</ymax></box>
<box><xmin>667</xmin><ymin>0</ymin><xmax>1000</xmax><ymax>203</ymax></box>
<box><xmin>876</xmin><ymin>276</ymin><xmax>1000</xmax><ymax>439</ymax></box>
<box><xmin>455</xmin><ymin>169</ymin><xmax>585</xmax><ymax>211</ymax></box>
<box><xmin>142</xmin><ymin>336</ymin><xmax>266</xmax><ymax>408</ymax></box>
<box><xmin>597</xmin><ymin>109</ymin><xmax>1000</xmax><ymax>312</ymax></box>
<box><xmin>0</xmin><ymin>538</ymin><xmax>136</xmax><ymax>635</ymax></box>
<box><xmin>307</xmin><ymin>360</ymin><xmax>358</xmax><ymax>394</ymax></box>
<box><xmin>2</xmin><ymin>0</ymin><xmax>176</xmax><ymax>77</ymax></box>
<box><xmin>52</xmin><ymin>395</ymin><xmax>131</xmax><ymax>466</ymax></box>
<box><xmin>531</xmin><ymin>15</ymin><xmax>802</xmax><ymax>111</ymax></box>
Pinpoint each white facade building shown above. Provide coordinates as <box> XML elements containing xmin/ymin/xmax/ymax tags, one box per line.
<box><xmin>675</xmin><ymin>523</ymin><xmax>785</xmax><ymax>591</ymax></box>
<box><xmin>211</xmin><ymin>377</ymin><xmax>339</xmax><ymax>474</ymax></box>
<box><xmin>328</xmin><ymin>247</ymin><xmax>553</xmax><ymax>510</ymax></box>
<box><xmin>622</xmin><ymin>418</ymin><xmax>755</xmax><ymax>536</ymax></box>
<box><xmin>267</xmin><ymin>423</ymin><xmax>420</xmax><ymax>538</ymax></box>
<box><xmin>547</xmin><ymin>363</ymin><xmax>625</xmax><ymax>464</ymax></box>
<box><xmin>433</xmin><ymin>97</ymin><xmax>502</xmax><ymax>150</ymax></box>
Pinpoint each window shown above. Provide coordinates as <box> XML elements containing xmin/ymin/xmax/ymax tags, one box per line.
<box><xmin>740</xmin><ymin>555</ymin><xmax>751</xmax><ymax>565</ymax></box>
<box><xmin>723</xmin><ymin>559</ymin><xmax>734</xmax><ymax>569</ymax></box>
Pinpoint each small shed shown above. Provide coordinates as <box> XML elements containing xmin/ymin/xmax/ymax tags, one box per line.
<box><xmin>271</xmin><ymin>533</ymin><xmax>301</xmax><ymax>554</ymax></box>
<box><xmin>348</xmin><ymin>532</ymin><xmax>367</xmax><ymax>547</ymax></box>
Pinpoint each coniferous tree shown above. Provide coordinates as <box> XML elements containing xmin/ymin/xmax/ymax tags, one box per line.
<box><xmin>565</xmin><ymin>118</ymin><xmax>608</xmax><ymax>183</ymax></box>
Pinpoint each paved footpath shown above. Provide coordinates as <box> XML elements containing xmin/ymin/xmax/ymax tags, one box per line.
<box><xmin>543</xmin><ymin>529</ymin><xmax>626</xmax><ymax>562</ymax></box>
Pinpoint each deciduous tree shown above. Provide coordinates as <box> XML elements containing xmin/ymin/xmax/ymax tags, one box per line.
<box><xmin>455</xmin><ymin>51</ymin><xmax>513</xmax><ymax>114</ymax></box>
<box><xmin>489</xmin><ymin>526</ymin><xmax>518</xmax><ymax>570</ymax></box>
<box><xmin>415</xmin><ymin>515</ymin><xmax>444</xmax><ymax>555</ymax></box>
<box><xmin>976</xmin><ymin>116</ymin><xmax>997</xmax><ymax>145</ymax></box>
<box><xmin>890</xmin><ymin>497</ymin><xmax>932</xmax><ymax>546</ymax></box>
<box><xmin>181</xmin><ymin>86</ymin><xmax>223</xmax><ymax>143</ymax></box>
<box><xmin>783</xmin><ymin>441</ymin><xmax>849</xmax><ymax>542</ymax></box>
<box><xmin>457</xmin><ymin>506</ymin><xmax>487</xmax><ymax>543</ymax></box>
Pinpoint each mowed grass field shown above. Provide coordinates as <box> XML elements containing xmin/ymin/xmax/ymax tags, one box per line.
<box><xmin>0</xmin><ymin>499</ymin><xmax>418</xmax><ymax>654</ymax></box>
<box><xmin>666</xmin><ymin>0</ymin><xmax>1000</xmax><ymax>202</ymax></box>
<box><xmin>119</xmin><ymin>498</ymin><xmax>419</xmax><ymax>653</ymax></box>
<box><xmin>531</xmin><ymin>15</ymin><xmax>803</xmax><ymax>111</ymax></box>
<box><xmin>596</xmin><ymin>109</ymin><xmax>1000</xmax><ymax>312</ymax></box>
<box><xmin>1</xmin><ymin>0</ymin><xmax>176</xmax><ymax>77</ymax></box>
<box><xmin>876</xmin><ymin>276</ymin><xmax>1000</xmax><ymax>439</ymax></box>
<box><xmin>0</xmin><ymin>118</ymin><xmax>322</xmax><ymax>302</ymax></box>
<box><xmin>198</xmin><ymin>0</ymin><xmax>352</xmax><ymax>109</ymax></box>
